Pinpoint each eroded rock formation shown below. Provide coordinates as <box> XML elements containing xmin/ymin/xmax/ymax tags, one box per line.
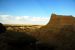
<box><xmin>32</xmin><ymin>14</ymin><xmax>75</xmax><ymax>50</ymax></box>
<box><xmin>47</xmin><ymin>14</ymin><xmax>74</xmax><ymax>27</ymax></box>
<box><xmin>0</xmin><ymin>23</ymin><xmax>6</xmax><ymax>33</ymax></box>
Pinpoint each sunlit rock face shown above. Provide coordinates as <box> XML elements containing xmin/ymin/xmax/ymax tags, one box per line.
<box><xmin>40</xmin><ymin>13</ymin><xmax>75</xmax><ymax>33</ymax></box>
<box><xmin>47</xmin><ymin>14</ymin><xmax>74</xmax><ymax>27</ymax></box>
<box><xmin>39</xmin><ymin>14</ymin><xmax>75</xmax><ymax>34</ymax></box>
<box><xmin>40</xmin><ymin>14</ymin><xmax>75</xmax><ymax>36</ymax></box>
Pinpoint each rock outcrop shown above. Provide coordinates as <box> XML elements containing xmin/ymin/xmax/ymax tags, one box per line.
<box><xmin>0</xmin><ymin>23</ymin><xmax>6</xmax><ymax>33</ymax></box>
<box><xmin>33</xmin><ymin>14</ymin><xmax>75</xmax><ymax>50</ymax></box>
<box><xmin>40</xmin><ymin>14</ymin><xmax>75</xmax><ymax>33</ymax></box>
<box><xmin>47</xmin><ymin>14</ymin><xmax>74</xmax><ymax>27</ymax></box>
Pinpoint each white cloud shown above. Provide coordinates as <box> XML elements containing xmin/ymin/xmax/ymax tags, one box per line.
<box><xmin>0</xmin><ymin>15</ymin><xmax>50</xmax><ymax>25</ymax></box>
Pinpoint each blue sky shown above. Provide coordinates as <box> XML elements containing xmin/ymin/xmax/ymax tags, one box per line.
<box><xmin>0</xmin><ymin>0</ymin><xmax>75</xmax><ymax>25</ymax></box>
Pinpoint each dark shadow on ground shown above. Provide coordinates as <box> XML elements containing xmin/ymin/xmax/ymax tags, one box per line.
<box><xmin>0</xmin><ymin>31</ymin><xmax>56</xmax><ymax>50</ymax></box>
<box><xmin>0</xmin><ymin>23</ymin><xmax>56</xmax><ymax>50</ymax></box>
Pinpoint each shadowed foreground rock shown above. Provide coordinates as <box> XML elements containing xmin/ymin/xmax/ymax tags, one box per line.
<box><xmin>0</xmin><ymin>23</ymin><xmax>6</xmax><ymax>33</ymax></box>
<box><xmin>36</xmin><ymin>41</ymin><xmax>56</xmax><ymax>50</ymax></box>
<box><xmin>7</xmin><ymin>32</ymin><xmax>55</xmax><ymax>50</ymax></box>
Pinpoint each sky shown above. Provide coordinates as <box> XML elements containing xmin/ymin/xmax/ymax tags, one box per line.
<box><xmin>0</xmin><ymin>0</ymin><xmax>75</xmax><ymax>25</ymax></box>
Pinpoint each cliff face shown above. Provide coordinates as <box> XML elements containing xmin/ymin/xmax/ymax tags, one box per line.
<box><xmin>47</xmin><ymin>14</ymin><xmax>74</xmax><ymax>27</ymax></box>
<box><xmin>34</xmin><ymin>14</ymin><xmax>75</xmax><ymax>43</ymax></box>
<box><xmin>39</xmin><ymin>14</ymin><xmax>75</xmax><ymax>34</ymax></box>
<box><xmin>32</xmin><ymin>14</ymin><xmax>75</xmax><ymax>50</ymax></box>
